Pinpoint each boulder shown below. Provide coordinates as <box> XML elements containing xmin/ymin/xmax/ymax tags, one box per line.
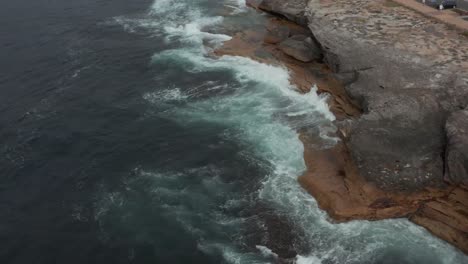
<box><xmin>258</xmin><ymin>0</ymin><xmax>309</xmax><ymax>26</ymax></box>
<box><xmin>278</xmin><ymin>36</ymin><xmax>322</xmax><ymax>62</ymax></box>
<box><xmin>445</xmin><ymin>110</ymin><xmax>468</xmax><ymax>186</ymax></box>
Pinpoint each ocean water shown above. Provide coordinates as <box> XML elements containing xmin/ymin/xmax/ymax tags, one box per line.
<box><xmin>1</xmin><ymin>0</ymin><xmax>467</xmax><ymax>263</ymax></box>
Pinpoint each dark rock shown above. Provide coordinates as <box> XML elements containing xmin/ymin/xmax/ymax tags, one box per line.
<box><xmin>278</xmin><ymin>36</ymin><xmax>322</xmax><ymax>62</ymax></box>
<box><xmin>258</xmin><ymin>0</ymin><xmax>309</xmax><ymax>26</ymax></box>
<box><xmin>347</xmin><ymin>91</ymin><xmax>446</xmax><ymax>191</ymax></box>
<box><xmin>445</xmin><ymin>110</ymin><xmax>468</xmax><ymax>186</ymax></box>
<box><xmin>243</xmin><ymin>203</ymin><xmax>300</xmax><ymax>261</ymax></box>
<box><xmin>264</xmin><ymin>24</ymin><xmax>290</xmax><ymax>44</ymax></box>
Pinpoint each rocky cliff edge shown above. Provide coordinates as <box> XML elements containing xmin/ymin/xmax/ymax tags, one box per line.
<box><xmin>250</xmin><ymin>0</ymin><xmax>468</xmax><ymax>253</ymax></box>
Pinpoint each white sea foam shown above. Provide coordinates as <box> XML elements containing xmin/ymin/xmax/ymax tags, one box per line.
<box><xmin>163</xmin><ymin>16</ymin><xmax>231</xmax><ymax>46</ymax></box>
<box><xmin>143</xmin><ymin>87</ymin><xmax>187</xmax><ymax>102</ymax></box>
<box><xmin>96</xmin><ymin>0</ymin><xmax>468</xmax><ymax>263</ymax></box>
<box><xmin>150</xmin><ymin>17</ymin><xmax>467</xmax><ymax>264</ymax></box>
<box><xmin>151</xmin><ymin>0</ymin><xmax>232</xmax><ymax>47</ymax></box>
<box><xmin>224</xmin><ymin>0</ymin><xmax>247</xmax><ymax>14</ymax></box>
<box><xmin>296</xmin><ymin>255</ymin><xmax>323</xmax><ymax>264</ymax></box>
<box><xmin>152</xmin><ymin>50</ymin><xmax>335</xmax><ymax>123</ymax></box>
<box><xmin>256</xmin><ymin>245</ymin><xmax>278</xmax><ymax>259</ymax></box>
<box><xmin>150</xmin><ymin>0</ymin><xmax>186</xmax><ymax>15</ymax></box>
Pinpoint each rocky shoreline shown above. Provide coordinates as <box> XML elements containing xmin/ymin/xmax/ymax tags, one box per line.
<box><xmin>235</xmin><ymin>0</ymin><xmax>468</xmax><ymax>254</ymax></box>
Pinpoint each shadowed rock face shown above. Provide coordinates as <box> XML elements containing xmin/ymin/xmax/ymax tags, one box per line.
<box><xmin>278</xmin><ymin>36</ymin><xmax>322</xmax><ymax>62</ymax></box>
<box><xmin>445</xmin><ymin>110</ymin><xmax>468</xmax><ymax>186</ymax></box>
<box><xmin>257</xmin><ymin>0</ymin><xmax>308</xmax><ymax>26</ymax></box>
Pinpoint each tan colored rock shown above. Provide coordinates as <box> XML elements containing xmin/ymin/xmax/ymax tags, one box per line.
<box><xmin>298</xmin><ymin>137</ymin><xmax>468</xmax><ymax>254</ymax></box>
<box><xmin>410</xmin><ymin>187</ymin><xmax>468</xmax><ymax>253</ymax></box>
<box><xmin>298</xmin><ymin>138</ymin><xmax>445</xmax><ymax>220</ymax></box>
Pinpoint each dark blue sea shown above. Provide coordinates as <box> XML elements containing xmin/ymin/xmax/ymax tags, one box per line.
<box><xmin>1</xmin><ymin>0</ymin><xmax>467</xmax><ymax>263</ymax></box>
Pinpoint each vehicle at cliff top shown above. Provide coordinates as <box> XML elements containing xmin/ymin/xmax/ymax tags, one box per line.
<box><xmin>422</xmin><ymin>0</ymin><xmax>457</xmax><ymax>9</ymax></box>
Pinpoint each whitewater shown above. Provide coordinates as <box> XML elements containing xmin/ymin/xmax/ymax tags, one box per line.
<box><xmin>95</xmin><ymin>0</ymin><xmax>468</xmax><ymax>263</ymax></box>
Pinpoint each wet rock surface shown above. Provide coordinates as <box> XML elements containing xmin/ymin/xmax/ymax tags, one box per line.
<box><xmin>244</xmin><ymin>203</ymin><xmax>300</xmax><ymax>262</ymax></box>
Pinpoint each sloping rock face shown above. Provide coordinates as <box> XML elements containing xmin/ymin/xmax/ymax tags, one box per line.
<box><xmin>445</xmin><ymin>110</ymin><xmax>468</xmax><ymax>186</ymax></box>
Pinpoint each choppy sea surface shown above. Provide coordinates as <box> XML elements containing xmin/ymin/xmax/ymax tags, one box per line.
<box><xmin>1</xmin><ymin>0</ymin><xmax>467</xmax><ymax>263</ymax></box>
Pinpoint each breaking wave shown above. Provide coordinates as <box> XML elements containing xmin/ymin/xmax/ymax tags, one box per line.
<box><xmin>95</xmin><ymin>0</ymin><xmax>468</xmax><ymax>263</ymax></box>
